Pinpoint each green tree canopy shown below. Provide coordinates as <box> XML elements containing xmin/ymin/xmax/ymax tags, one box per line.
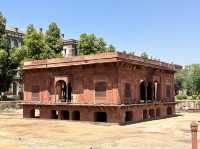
<box><xmin>45</xmin><ymin>22</ymin><xmax>63</xmax><ymax>55</ymax></box>
<box><xmin>0</xmin><ymin>12</ymin><xmax>24</xmax><ymax>94</ymax></box>
<box><xmin>191</xmin><ymin>64</ymin><xmax>200</xmax><ymax>95</ymax></box>
<box><xmin>23</xmin><ymin>23</ymin><xmax>63</xmax><ymax>60</ymax></box>
<box><xmin>23</xmin><ymin>24</ymin><xmax>46</xmax><ymax>60</ymax></box>
<box><xmin>77</xmin><ymin>33</ymin><xmax>115</xmax><ymax>55</ymax></box>
<box><xmin>107</xmin><ymin>44</ymin><xmax>116</xmax><ymax>52</ymax></box>
<box><xmin>140</xmin><ymin>52</ymin><xmax>149</xmax><ymax>59</ymax></box>
<box><xmin>175</xmin><ymin>64</ymin><xmax>200</xmax><ymax>96</ymax></box>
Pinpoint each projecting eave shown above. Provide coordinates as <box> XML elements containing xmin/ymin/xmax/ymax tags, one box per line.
<box><xmin>23</xmin><ymin>52</ymin><xmax>177</xmax><ymax>71</ymax></box>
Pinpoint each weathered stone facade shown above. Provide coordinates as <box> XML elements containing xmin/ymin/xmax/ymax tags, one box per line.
<box><xmin>21</xmin><ymin>52</ymin><xmax>177</xmax><ymax>124</ymax></box>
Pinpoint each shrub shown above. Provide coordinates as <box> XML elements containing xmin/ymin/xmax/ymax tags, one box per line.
<box><xmin>192</xmin><ymin>95</ymin><xmax>198</xmax><ymax>100</ymax></box>
<box><xmin>176</xmin><ymin>94</ymin><xmax>188</xmax><ymax>100</ymax></box>
<box><xmin>0</xmin><ymin>95</ymin><xmax>7</xmax><ymax>101</ymax></box>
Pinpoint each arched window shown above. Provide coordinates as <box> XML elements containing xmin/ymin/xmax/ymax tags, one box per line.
<box><xmin>95</xmin><ymin>81</ymin><xmax>107</xmax><ymax>100</ymax></box>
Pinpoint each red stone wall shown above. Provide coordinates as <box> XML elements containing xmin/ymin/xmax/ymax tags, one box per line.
<box><xmin>23</xmin><ymin>62</ymin><xmax>175</xmax><ymax>105</ymax></box>
<box><xmin>24</xmin><ymin>63</ymin><xmax>120</xmax><ymax>104</ymax></box>
<box><xmin>117</xmin><ymin>64</ymin><xmax>175</xmax><ymax>104</ymax></box>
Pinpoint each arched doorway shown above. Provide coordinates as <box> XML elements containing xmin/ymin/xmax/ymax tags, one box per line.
<box><xmin>55</xmin><ymin>80</ymin><xmax>72</xmax><ymax>102</ymax></box>
<box><xmin>167</xmin><ymin>107</ymin><xmax>172</xmax><ymax>115</ymax></box>
<box><xmin>125</xmin><ymin>111</ymin><xmax>133</xmax><ymax>122</ymax></box>
<box><xmin>56</xmin><ymin>80</ymin><xmax>67</xmax><ymax>102</ymax></box>
<box><xmin>140</xmin><ymin>80</ymin><xmax>146</xmax><ymax>103</ymax></box>
<box><xmin>72</xmin><ymin>111</ymin><xmax>80</xmax><ymax>120</ymax></box>
<box><xmin>147</xmin><ymin>82</ymin><xmax>153</xmax><ymax>102</ymax></box>
<box><xmin>94</xmin><ymin>112</ymin><xmax>107</xmax><ymax>122</ymax></box>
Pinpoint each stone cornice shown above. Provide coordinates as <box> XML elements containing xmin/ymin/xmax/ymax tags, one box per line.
<box><xmin>23</xmin><ymin>52</ymin><xmax>178</xmax><ymax>71</ymax></box>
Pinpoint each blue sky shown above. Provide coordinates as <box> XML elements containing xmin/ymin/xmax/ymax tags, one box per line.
<box><xmin>1</xmin><ymin>0</ymin><xmax>200</xmax><ymax>65</ymax></box>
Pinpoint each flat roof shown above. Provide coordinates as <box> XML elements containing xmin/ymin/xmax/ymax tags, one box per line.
<box><xmin>5</xmin><ymin>26</ymin><xmax>24</xmax><ymax>34</ymax></box>
<box><xmin>23</xmin><ymin>52</ymin><xmax>179</xmax><ymax>71</ymax></box>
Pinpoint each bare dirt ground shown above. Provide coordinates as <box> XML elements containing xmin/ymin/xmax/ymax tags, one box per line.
<box><xmin>0</xmin><ymin>110</ymin><xmax>199</xmax><ymax>149</ymax></box>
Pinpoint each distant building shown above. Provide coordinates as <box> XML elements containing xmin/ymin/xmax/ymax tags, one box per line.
<box><xmin>62</xmin><ymin>37</ymin><xmax>78</xmax><ymax>57</ymax></box>
<box><xmin>5</xmin><ymin>26</ymin><xmax>24</xmax><ymax>49</ymax></box>
<box><xmin>5</xmin><ymin>26</ymin><xmax>24</xmax><ymax>97</ymax></box>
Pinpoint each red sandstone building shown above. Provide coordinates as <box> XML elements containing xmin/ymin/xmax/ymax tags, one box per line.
<box><xmin>22</xmin><ymin>52</ymin><xmax>177</xmax><ymax>124</ymax></box>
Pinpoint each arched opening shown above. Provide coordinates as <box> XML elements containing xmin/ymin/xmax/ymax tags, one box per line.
<box><xmin>56</xmin><ymin>80</ymin><xmax>67</xmax><ymax>102</ymax></box>
<box><xmin>140</xmin><ymin>80</ymin><xmax>146</xmax><ymax>103</ymax></box>
<box><xmin>29</xmin><ymin>109</ymin><xmax>40</xmax><ymax>118</ymax></box>
<box><xmin>94</xmin><ymin>112</ymin><xmax>107</xmax><ymax>122</ymax></box>
<box><xmin>147</xmin><ymin>82</ymin><xmax>153</xmax><ymax>102</ymax></box>
<box><xmin>72</xmin><ymin>111</ymin><xmax>80</xmax><ymax>120</ymax></box>
<box><xmin>34</xmin><ymin>109</ymin><xmax>40</xmax><ymax>118</ymax></box>
<box><xmin>149</xmin><ymin>109</ymin><xmax>155</xmax><ymax>119</ymax></box>
<box><xmin>167</xmin><ymin>107</ymin><xmax>172</xmax><ymax>115</ymax></box>
<box><xmin>30</xmin><ymin>109</ymin><xmax>35</xmax><ymax>118</ymax></box>
<box><xmin>156</xmin><ymin>108</ymin><xmax>161</xmax><ymax>118</ymax></box>
<box><xmin>125</xmin><ymin>111</ymin><xmax>133</xmax><ymax>122</ymax></box>
<box><xmin>143</xmin><ymin>110</ymin><xmax>148</xmax><ymax>120</ymax></box>
<box><xmin>60</xmin><ymin>110</ymin><xmax>69</xmax><ymax>120</ymax></box>
<box><xmin>67</xmin><ymin>83</ymin><xmax>72</xmax><ymax>102</ymax></box>
<box><xmin>51</xmin><ymin>110</ymin><xmax>59</xmax><ymax>119</ymax></box>
<box><xmin>154</xmin><ymin>81</ymin><xmax>161</xmax><ymax>101</ymax></box>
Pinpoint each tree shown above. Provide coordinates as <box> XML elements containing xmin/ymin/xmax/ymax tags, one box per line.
<box><xmin>107</xmin><ymin>44</ymin><xmax>115</xmax><ymax>52</ymax></box>
<box><xmin>77</xmin><ymin>33</ymin><xmax>115</xmax><ymax>55</ymax></box>
<box><xmin>191</xmin><ymin>64</ymin><xmax>200</xmax><ymax>95</ymax></box>
<box><xmin>175</xmin><ymin>67</ymin><xmax>192</xmax><ymax>95</ymax></box>
<box><xmin>23</xmin><ymin>24</ymin><xmax>46</xmax><ymax>60</ymax></box>
<box><xmin>45</xmin><ymin>22</ymin><xmax>63</xmax><ymax>55</ymax></box>
<box><xmin>23</xmin><ymin>23</ymin><xmax>64</xmax><ymax>60</ymax></box>
<box><xmin>0</xmin><ymin>12</ymin><xmax>24</xmax><ymax>94</ymax></box>
<box><xmin>175</xmin><ymin>64</ymin><xmax>200</xmax><ymax>96</ymax></box>
<box><xmin>0</xmin><ymin>12</ymin><xmax>6</xmax><ymax>49</ymax></box>
<box><xmin>140</xmin><ymin>52</ymin><xmax>149</xmax><ymax>59</ymax></box>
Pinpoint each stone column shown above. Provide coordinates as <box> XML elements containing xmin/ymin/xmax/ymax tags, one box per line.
<box><xmin>191</xmin><ymin>121</ymin><xmax>198</xmax><ymax>149</ymax></box>
<box><xmin>145</xmin><ymin>83</ymin><xmax>148</xmax><ymax>103</ymax></box>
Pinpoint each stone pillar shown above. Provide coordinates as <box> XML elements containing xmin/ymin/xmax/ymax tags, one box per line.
<box><xmin>58</xmin><ymin>111</ymin><xmax>62</xmax><ymax>119</ymax></box>
<box><xmin>191</xmin><ymin>121</ymin><xmax>198</xmax><ymax>149</ymax></box>
<box><xmin>145</xmin><ymin>83</ymin><xmax>148</xmax><ymax>103</ymax></box>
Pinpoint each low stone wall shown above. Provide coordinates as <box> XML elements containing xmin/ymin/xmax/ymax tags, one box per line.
<box><xmin>176</xmin><ymin>100</ymin><xmax>200</xmax><ymax>112</ymax></box>
<box><xmin>0</xmin><ymin>101</ymin><xmax>22</xmax><ymax>110</ymax></box>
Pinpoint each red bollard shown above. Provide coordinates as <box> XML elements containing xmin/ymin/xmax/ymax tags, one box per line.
<box><xmin>191</xmin><ymin>121</ymin><xmax>198</xmax><ymax>149</ymax></box>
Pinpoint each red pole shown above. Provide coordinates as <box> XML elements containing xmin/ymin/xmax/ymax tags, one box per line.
<box><xmin>191</xmin><ymin>121</ymin><xmax>198</xmax><ymax>149</ymax></box>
